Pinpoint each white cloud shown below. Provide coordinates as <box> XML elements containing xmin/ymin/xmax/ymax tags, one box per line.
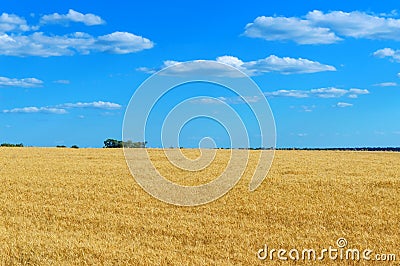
<box><xmin>215</xmin><ymin>55</ymin><xmax>245</xmax><ymax>68</ymax></box>
<box><xmin>154</xmin><ymin>59</ymin><xmax>247</xmax><ymax>77</ymax></box>
<box><xmin>60</xmin><ymin>101</ymin><xmax>122</xmax><ymax>109</ymax></box>
<box><xmin>265</xmin><ymin>87</ymin><xmax>369</xmax><ymax>98</ymax></box>
<box><xmin>243</xmin><ymin>55</ymin><xmax>336</xmax><ymax>74</ymax></box>
<box><xmin>192</xmin><ymin>87</ymin><xmax>369</xmax><ymax>103</ymax></box>
<box><xmin>53</xmin><ymin>79</ymin><xmax>70</xmax><ymax>84</ymax></box>
<box><xmin>0</xmin><ymin>77</ymin><xmax>43</xmax><ymax>87</ymax></box>
<box><xmin>3</xmin><ymin>101</ymin><xmax>121</xmax><ymax>114</ymax></box>
<box><xmin>373</xmin><ymin>48</ymin><xmax>400</xmax><ymax>62</ymax></box>
<box><xmin>347</xmin><ymin>88</ymin><xmax>370</xmax><ymax>98</ymax></box>
<box><xmin>221</xmin><ymin>95</ymin><xmax>263</xmax><ymax>104</ymax></box>
<box><xmin>244</xmin><ymin>10</ymin><xmax>400</xmax><ymax>44</ymax></box>
<box><xmin>190</xmin><ymin>98</ymin><xmax>225</xmax><ymax>104</ymax></box>
<box><xmin>306</xmin><ymin>10</ymin><xmax>400</xmax><ymax>40</ymax></box>
<box><xmin>238</xmin><ymin>96</ymin><xmax>262</xmax><ymax>103</ymax></box>
<box><xmin>374</xmin><ymin>131</ymin><xmax>385</xmax><ymax>135</ymax></box>
<box><xmin>243</xmin><ymin>15</ymin><xmax>341</xmax><ymax>44</ymax></box>
<box><xmin>191</xmin><ymin>87</ymin><xmax>368</xmax><ymax>106</ymax></box>
<box><xmin>96</xmin><ymin>31</ymin><xmax>154</xmax><ymax>54</ymax></box>
<box><xmin>336</xmin><ymin>102</ymin><xmax>353</xmax><ymax>108</ymax></box>
<box><xmin>297</xmin><ymin>133</ymin><xmax>308</xmax><ymax>137</ymax></box>
<box><xmin>373</xmin><ymin>82</ymin><xmax>398</xmax><ymax>87</ymax></box>
<box><xmin>301</xmin><ymin>105</ymin><xmax>316</xmax><ymax>112</ymax></box>
<box><xmin>0</xmin><ymin>31</ymin><xmax>154</xmax><ymax>56</ymax></box>
<box><xmin>190</xmin><ymin>96</ymin><xmax>263</xmax><ymax>105</ymax></box>
<box><xmin>310</xmin><ymin>87</ymin><xmax>348</xmax><ymax>98</ymax></box>
<box><xmin>373</xmin><ymin>47</ymin><xmax>395</xmax><ymax>57</ymax></box>
<box><xmin>0</xmin><ymin>13</ymin><xmax>33</xmax><ymax>32</ymax></box>
<box><xmin>135</xmin><ymin>66</ymin><xmax>156</xmax><ymax>74</ymax></box>
<box><xmin>192</xmin><ymin>87</ymin><xmax>368</xmax><ymax>103</ymax></box>
<box><xmin>40</xmin><ymin>9</ymin><xmax>105</xmax><ymax>26</ymax></box>
<box><xmin>0</xmin><ymin>11</ymin><xmax>154</xmax><ymax>57</ymax></box>
<box><xmin>138</xmin><ymin>55</ymin><xmax>336</xmax><ymax>77</ymax></box>
<box><xmin>377</xmin><ymin>10</ymin><xmax>399</xmax><ymax>18</ymax></box>
<box><xmin>265</xmin><ymin>89</ymin><xmax>309</xmax><ymax>98</ymax></box>
<box><xmin>3</xmin><ymin>107</ymin><xmax>67</xmax><ymax>114</ymax></box>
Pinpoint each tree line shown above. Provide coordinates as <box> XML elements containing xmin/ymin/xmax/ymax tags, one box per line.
<box><xmin>1</xmin><ymin>140</ymin><xmax>399</xmax><ymax>152</ymax></box>
<box><xmin>1</xmin><ymin>143</ymin><xmax>24</xmax><ymax>147</ymax></box>
<box><xmin>103</xmin><ymin>138</ymin><xmax>147</xmax><ymax>148</ymax></box>
<box><xmin>275</xmin><ymin>147</ymin><xmax>400</xmax><ymax>152</ymax></box>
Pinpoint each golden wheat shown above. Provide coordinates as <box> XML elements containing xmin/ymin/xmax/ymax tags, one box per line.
<box><xmin>0</xmin><ymin>147</ymin><xmax>399</xmax><ymax>265</ymax></box>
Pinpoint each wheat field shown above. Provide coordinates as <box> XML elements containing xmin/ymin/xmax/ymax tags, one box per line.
<box><xmin>0</xmin><ymin>147</ymin><xmax>399</xmax><ymax>264</ymax></box>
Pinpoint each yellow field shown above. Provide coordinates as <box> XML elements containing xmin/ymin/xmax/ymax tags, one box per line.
<box><xmin>0</xmin><ymin>147</ymin><xmax>399</xmax><ymax>264</ymax></box>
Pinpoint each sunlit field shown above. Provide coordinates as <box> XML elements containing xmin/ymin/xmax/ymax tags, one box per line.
<box><xmin>0</xmin><ymin>147</ymin><xmax>399</xmax><ymax>264</ymax></box>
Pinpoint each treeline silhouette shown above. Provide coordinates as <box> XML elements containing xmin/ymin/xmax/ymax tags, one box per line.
<box><xmin>1</xmin><ymin>140</ymin><xmax>399</xmax><ymax>152</ymax></box>
<box><xmin>103</xmin><ymin>138</ymin><xmax>147</xmax><ymax>148</ymax></box>
<box><xmin>274</xmin><ymin>147</ymin><xmax>400</xmax><ymax>152</ymax></box>
<box><xmin>227</xmin><ymin>147</ymin><xmax>400</xmax><ymax>152</ymax></box>
<box><xmin>1</xmin><ymin>143</ymin><xmax>24</xmax><ymax>147</ymax></box>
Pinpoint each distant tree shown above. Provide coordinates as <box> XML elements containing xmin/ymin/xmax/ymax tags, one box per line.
<box><xmin>104</xmin><ymin>138</ymin><xmax>122</xmax><ymax>148</ymax></box>
<box><xmin>123</xmin><ymin>140</ymin><xmax>134</xmax><ymax>148</ymax></box>
<box><xmin>1</xmin><ymin>143</ymin><xmax>23</xmax><ymax>147</ymax></box>
<box><xmin>124</xmin><ymin>140</ymin><xmax>147</xmax><ymax>148</ymax></box>
<box><xmin>71</xmin><ymin>145</ymin><xmax>79</xmax><ymax>149</ymax></box>
<box><xmin>56</xmin><ymin>145</ymin><xmax>67</xmax><ymax>148</ymax></box>
<box><xmin>104</xmin><ymin>138</ymin><xmax>147</xmax><ymax>148</ymax></box>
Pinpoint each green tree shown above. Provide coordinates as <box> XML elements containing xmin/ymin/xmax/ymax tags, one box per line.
<box><xmin>125</xmin><ymin>140</ymin><xmax>147</xmax><ymax>148</ymax></box>
<box><xmin>104</xmin><ymin>138</ymin><xmax>123</xmax><ymax>148</ymax></box>
<box><xmin>104</xmin><ymin>139</ymin><xmax>147</xmax><ymax>148</ymax></box>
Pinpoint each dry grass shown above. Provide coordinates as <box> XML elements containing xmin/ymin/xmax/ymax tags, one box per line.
<box><xmin>0</xmin><ymin>147</ymin><xmax>399</xmax><ymax>265</ymax></box>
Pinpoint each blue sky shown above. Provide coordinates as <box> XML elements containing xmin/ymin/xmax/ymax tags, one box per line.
<box><xmin>1</xmin><ymin>0</ymin><xmax>400</xmax><ymax>148</ymax></box>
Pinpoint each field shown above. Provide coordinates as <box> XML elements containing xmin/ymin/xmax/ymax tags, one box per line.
<box><xmin>0</xmin><ymin>147</ymin><xmax>399</xmax><ymax>264</ymax></box>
